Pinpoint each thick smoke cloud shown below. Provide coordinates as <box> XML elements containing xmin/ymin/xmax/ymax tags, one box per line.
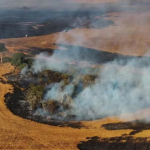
<box><xmin>73</xmin><ymin>62</ymin><xmax>150</xmax><ymax>121</ymax></box>
<box><xmin>31</xmin><ymin>31</ymin><xmax>150</xmax><ymax>122</ymax></box>
<box><xmin>24</xmin><ymin>1</ymin><xmax>150</xmax><ymax>121</ymax></box>
<box><xmin>32</xmin><ymin>51</ymin><xmax>150</xmax><ymax>121</ymax></box>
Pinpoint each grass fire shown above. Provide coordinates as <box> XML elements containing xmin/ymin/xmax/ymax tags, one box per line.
<box><xmin>2</xmin><ymin>0</ymin><xmax>150</xmax><ymax>150</ymax></box>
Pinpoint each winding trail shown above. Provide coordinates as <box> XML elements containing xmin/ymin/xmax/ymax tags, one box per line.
<box><xmin>0</xmin><ymin>63</ymin><xmax>150</xmax><ymax>150</ymax></box>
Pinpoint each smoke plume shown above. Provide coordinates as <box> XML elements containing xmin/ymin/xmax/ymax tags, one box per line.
<box><xmin>23</xmin><ymin>1</ymin><xmax>150</xmax><ymax>121</ymax></box>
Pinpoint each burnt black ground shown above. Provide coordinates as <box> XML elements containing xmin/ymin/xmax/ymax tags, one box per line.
<box><xmin>102</xmin><ymin>122</ymin><xmax>150</xmax><ymax>132</ymax></box>
<box><xmin>0</xmin><ymin>77</ymin><xmax>84</xmax><ymax>129</ymax></box>
<box><xmin>77</xmin><ymin>122</ymin><xmax>150</xmax><ymax>150</ymax></box>
<box><xmin>2</xmin><ymin>74</ymin><xmax>150</xmax><ymax>149</ymax></box>
<box><xmin>77</xmin><ymin>136</ymin><xmax>150</xmax><ymax>150</ymax></box>
<box><xmin>0</xmin><ymin>10</ymin><xmax>114</xmax><ymax>39</ymax></box>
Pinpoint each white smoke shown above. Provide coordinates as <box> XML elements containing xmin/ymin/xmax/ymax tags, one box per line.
<box><xmin>73</xmin><ymin>61</ymin><xmax>150</xmax><ymax>120</ymax></box>
<box><xmin>32</xmin><ymin>53</ymin><xmax>70</xmax><ymax>73</ymax></box>
<box><xmin>27</xmin><ymin>1</ymin><xmax>150</xmax><ymax>121</ymax></box>
<box><xmin>44</xmin><ymin>82</ymin><xmax>74</xmax><ymax>101</ymax></box>
<box><xmin>31</xmin><ymin>49</ymin><xmax>150</xmax><ymax>121</ymax></box>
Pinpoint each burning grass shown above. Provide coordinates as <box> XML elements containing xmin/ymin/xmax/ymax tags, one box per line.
<box><xmin>2</xmin><ymin>4</ymin><xmax>150</xmax><ymax>149</ymax></box>
<box><xmin>4</xmin><ymin>67</ymin><xmax>97</xmax><ymax>123</ymax></box>
<box><xmin>4</xmin><ymin>46</ymin><xmax>150</xmax><ymax>123</ymax></box>
<box><xmin>2</xmin><ymin>63</ymin><xmax>150</xmax><ymax>149</ymax></box>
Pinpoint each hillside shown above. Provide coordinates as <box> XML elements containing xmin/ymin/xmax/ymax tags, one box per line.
<box><xmin>1</xmin><ymin>1</ymin><xmax>150</xmax><ymax>150</ymax></box>
<box><xmin>1</xmin><ymin>64</ymin><xmax>150</xmax><ymax>149</ymax></box>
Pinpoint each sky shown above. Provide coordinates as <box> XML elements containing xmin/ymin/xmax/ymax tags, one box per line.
<box><xmin>0</xmin><ymin>0</ymin><xmax>149</xmax><ymax>10</ymax></box>
<box><xmin>0</xmin><ymin>0</ymin><xmax>63</xmax><ymax>9</ymax></box>
<box><xmin>0</xmin><ymin>0</ymin><xmax>119</xmax><ymax>10</ymax></box>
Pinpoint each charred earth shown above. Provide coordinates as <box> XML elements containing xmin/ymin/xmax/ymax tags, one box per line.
<box><xmin>3</xmin><ymin>67</ymin><xmax>97</xmax><ymax>126</ymax></box>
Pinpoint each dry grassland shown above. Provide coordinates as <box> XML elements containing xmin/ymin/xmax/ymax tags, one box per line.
<box><xmin>0</xmin><ymin>64</ymin><xmax>150</xmax><ymax>149</ymax></box>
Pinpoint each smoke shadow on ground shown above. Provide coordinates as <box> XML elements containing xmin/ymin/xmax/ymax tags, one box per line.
<box><xmin>77</xmin><ymin>135</ymin><xmax>150</xmax><ymax>150</ymax></box>
<box><xmin>16</xmin><ymin>47</ymin><xmax>54</xmax><ymax>56</ymax></box>
<box><xmin>12</xmin><ymin>44</ymin><xmax>150</xmax><ymax>69</ymax></box>
<box><xmin>54</xmin><ymin>44</ymin><xmax>150</xmax><ymax>67</ymax></box>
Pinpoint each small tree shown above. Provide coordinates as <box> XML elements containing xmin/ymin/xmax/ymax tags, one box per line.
<box><xmin>26</xmin><ymin>58</ymin><xmax>33</xmax><ymax>68</ymax></box>
<box><xmin>42</xmin><ymin>100</ymin><xmax>61</xmax><ymax>114</ymax></box>
<box><xmin>0</xmin><ymin>43</ymin><xmax>7</xmax><ymax>63</ymax></box>
<box><xmin>3</xmin><ymin>57</ymin><xmax>12</xmax><ymax>63</ymax></box>
<box><xmin>81</xmin><ymin>75</ymin><xmax>96</xmax><ymax>88</ymax></box>
<box><xmin>0</xmin><ymin>43</ymin><xmax>7</xmax><ymax>52</ymax></box>
<box><xmin>11</xmin><ymin>53</ymin><xmax>26</xmax><ymax>70</ymax></box>
<box><xmin>26</xmin><ymin>85</ymin><xmax>44</xmax><ymax>110</ymax></box>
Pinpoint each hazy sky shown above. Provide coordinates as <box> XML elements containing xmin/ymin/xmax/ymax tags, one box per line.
<box><xmin>0</xmin><ymin>0</ymin><xmax>149</xmax><ymax>10</ymax></box>
<box><xmin>0</xmin><ymin>0</ymin><xmax>61</xmax><ymax>8</ymax></box>
<box><xmin>0</xmin><ymin>0</ymin><xmax>119</xmax><ymax>9</ymax></box>
<box><xmin>0</xmin><ymin>0</ymin><xmax>117</xmax><ymax>7</ymax></box>
<box><xmin>0</xmin><ymin>0</ymin><xmax>119</xmax><ymax>12</ymax></box>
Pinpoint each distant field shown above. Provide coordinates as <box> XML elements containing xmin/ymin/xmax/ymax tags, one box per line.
<box><xmin>1</xmin><ymin>11</ymin><xmax>150</xmax><ymax>57</ymax></box>
<box><xmin>0</xmin><ymin>7</ymin><xmax>116</xmax><ymax>39</ymax></box>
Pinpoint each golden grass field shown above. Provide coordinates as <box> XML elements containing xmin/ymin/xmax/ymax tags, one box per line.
<box><xmin>0</xmin><ymin>64</ymin><xmax>150</xmax><ymax>149</ymax></box>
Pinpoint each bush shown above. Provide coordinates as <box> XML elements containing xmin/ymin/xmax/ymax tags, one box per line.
<box><xmin>42</xmin><ymin>70</ymin><xmax>69</xmax><ymax>83</ymax></box>
<box><xmin>61</xmin><ymin>74</ymin><xmax>70</xmax><ymax>85</ymax></box>
<box><xmin>26</xmin><ymin>85</ymin><xmax>44</xmax><ymax>110</ymax></box>
<box><xmin>11</xmin><ymin>53</ymin><xmax>26</xmax><ymax>68</ymax></box>
<box><xmin>61</xmin><ymin>94</ymin><xmax>73</xmax><ymax>110</ymax></box>
<box><xmin>26</xmin><ymin>71</ymin><xmax>34</xmax><ymax>78</ymax></box>
<box><xmin>0</xmin><ymin>43</ymin><xmax>7</xmax><ymax>52</ymax></box>
<box><xmin>81</xmin><ymin>75</ymin><xmax>96</xmax><ymax>87</ymax></box>
<box><xmin>3</xmin><ymin>57</ymin><xmax>12</xmax><ymax>63</ymax></box>
<box><xmin>42</xmin><ymin>100</ymin><xmax>61</xmax><ymax>114</ymax></box>
<box><xmin>26</xmin><ymin>58</ymin><xmax>33</xmax><ymax>68</ymax></box>
<box><xmin>19</xmin><ymin>63</ymin><xmax>27</xmax><ymax>70</ymax></box>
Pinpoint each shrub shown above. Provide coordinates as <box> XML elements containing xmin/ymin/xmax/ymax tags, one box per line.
<box><xmin>0</xmin><ymin>43</ymin><xmax>7</xmax><ymax>52</ymax></box>
<box><xmin>81</xmin><ymin>75</ymin><xmax>96</xmax><ymax>87</ymax></box>
<box><xmin>11</xmin><ymin>53</ymin><xmax>26</xmax><ymax>69</ymax></box>
<box><xmin>26</xmin><ymin>71</ymin><xmax>34</xmax><ymax>78</ymax></box>
<box><xmin>42</xmin><ymin>70</ymin><xmax>70</xmax><ymax>83</ymax></box>
<box><xmin>42</xmin><ymin>100</ymin><xmax>61</xmax><ymax>114</ymax></box>
<box><xmin>61</xmin><ymin>94</ymin><xmax>73</xmax><ymax>110</ymax></box>
<box><xmin>26</xmin><ymin>58</ymin><xmax>33</xmax><ymax>68</ymax></box>
<box><xmin>26</xmin><ymin>85</ymin><xmax>44</xmax><ymax>110</ymax></box>
<box><xmin>19</xmin><ymin>63</ymin><xmax>27</xmax><ymax>70</ymax></box>
<box><xmin>3</xmin><ymin>57</ymin><xmax>12</xmax><ymax>63</ymax></box>
<box><xmin>61</xmin><ymin>74</ymin><xmax>70</xmax><ymax>85</ymax></box>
